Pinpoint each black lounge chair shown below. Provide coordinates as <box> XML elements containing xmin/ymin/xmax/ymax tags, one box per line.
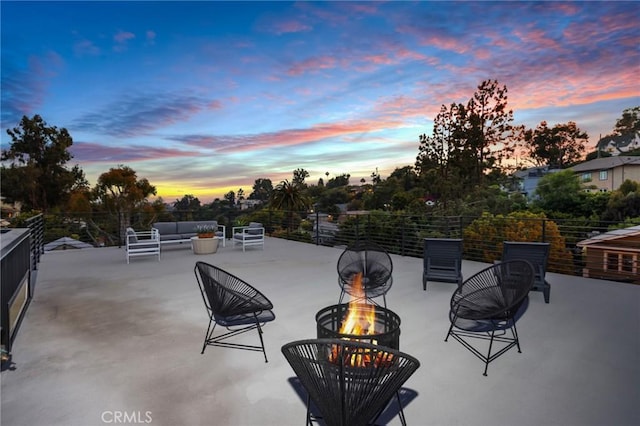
<box><xmin>194</xmin><ymin>261</ymin><xmax>275</xmax><ymax>362</ymax></box>
<box><xmin>337</xmin><ymin>241</ymin><xmax>393</xmax><ymax>307</ymax></box>
<box><xmin>445</xmin><ymin>259</ymin><xmax>535</xmax><ymax>376</ymax></box>
<box><xmin>422</xmin><ymin>238</ymin><xmax>463</xmax><ymax>291</ymax></box>
<box><xmin>282</xmin><ymin>338</ymin><xmax>420</xmax><ymax>426</ymax></box>
<box><xmin>501</xmin><ymin>241</ymin><xmax>551</xmax><ymax>303</ymax></box>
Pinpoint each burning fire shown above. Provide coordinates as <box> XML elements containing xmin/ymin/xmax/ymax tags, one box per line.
<box><xmin>339</xmin><ymin>273</ymin><xmax>376</xmax><ymax>336</ymax></box>
<box><xmin>330</xmin><ymin>273</ymin><xmax>392</xmax><ymax>367</ymax></box>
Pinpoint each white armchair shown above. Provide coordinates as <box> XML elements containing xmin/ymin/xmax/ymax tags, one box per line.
<box><xmin>126</xmin><ymin>227</ymin><xmax>161</xmax><ymax>263</ymax></box>
<box><xmin>232</xmin><ymin>222</ymin><xmax>265</xmax><ymax>252</ymax></box>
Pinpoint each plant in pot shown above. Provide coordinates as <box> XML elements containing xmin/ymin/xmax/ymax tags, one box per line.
<box><xmin>195</xmin><ymin>224</ymin><xmax>216</xmax><ymax>239</ymax></box>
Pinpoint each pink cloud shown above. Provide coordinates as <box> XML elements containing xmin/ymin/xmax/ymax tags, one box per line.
<box><xmin>74</xmin><ymin>39</ymin><xmax>100</xmax><ymax>56</ymax></box>
<box><xmin>114</xmin><ymin>31</ymin><xmax>135</xmax><ymax>43</ymax></box>
<box><xmin>113</xmin><ymin>30</ymin><xmax>135</xmax><ymax>52</ymax></box>
<box><xmin>179</xmin><ymin>118</ymin><xmax>405</xmax><ymax>154</ymax></box>
<box><xmin>287</xmin><ymin>55</ymin><xmax>337</xmax><ymax>76</ymax></box>
<box><xmin>272</xmin><ymin>20</ymin><xmax>312</xmax><ymax>35</ymax></box>
<box><xmin>71</xmin><ymin>141</ymin><xmax>200</xmax><ymax>164</ymax></box>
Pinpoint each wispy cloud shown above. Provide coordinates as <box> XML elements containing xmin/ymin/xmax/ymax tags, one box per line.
<box><xmin>70</xmin><ymin>141</ymin><xmax>201</xmax><ymax>164</ymax></box>
<box><xmin>0</xmin><ymin>52</ymin><xmax>63</xmax><ymax>125</ymax></box>
<box><xmin>173</xmin><ymin>118</ymin><xmax>404</xmax><ymax>154</ymax></box>
<box><xmin>113</xmin><ymin>30</ymin><xmax>135</xmax><ymax>52</ymax></box>
<box><xmin>72</xmin><ymin>92</ymin><xmax>223</xmax><ymax>138</ymax></box>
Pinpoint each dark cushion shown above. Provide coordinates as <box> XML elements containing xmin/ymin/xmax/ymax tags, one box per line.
<box><xmin>153</xmin><ymin>222</ymin><xmax>178</xmax><ymax>235</ymax></box>
<box><xmin>247</xmin><ymin>222</ymin><xmax>263</xmax><ymax>235</ymax></box>
<box><xmin>126</xmin><ymin>228</ymin><xmax>138</xmax><ymax>244</ymax></box>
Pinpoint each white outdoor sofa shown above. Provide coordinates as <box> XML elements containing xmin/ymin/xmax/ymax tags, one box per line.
<box><xmin>152</xmin><ymin>221</ymin><xmax>226</xmax><ymax>248</ymax></box>
<box><xmin>232</xmin><ymin>222</ymin><xmax>265</xmax><ymax>252</ymax></box>
<box><xmin>125</xmin><ymin>227</ymin><xmax>161</xmax><ymax>264</ymax></box>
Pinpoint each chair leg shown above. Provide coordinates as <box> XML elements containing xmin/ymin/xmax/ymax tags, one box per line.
<box><xmin>544</xmin><ymin>283</ymin><xmax>550</xmax><ymax>303</ymax></box>
<box><xmin>338</xmin><ymin>289</ymin><xmax>346</xmax><ymax>305</ymax></box>
<box><xmin>202</xmin><ymin>318</ymin><xmax>217</xmax><ymax>354</ymax></box>
<box><xmin>483</xmin><ymin>329</ymin><xmax>496</xmax><ymax>376</ymax></box>
<box><xmin>423</xmin><ymin>275</ymin><xmax>427</xmax><ymax>291</ymax></box>
<box><xmin>255</xmin><ymin>319</ymin><xmax>268</xmax><ymax>363</ymax></box>
<box><xmin>396</xmin><ymin>390</ymin><xmax>408</xmax><ymax>426</ymax></box>
<box><xmin>444</xmin><ymin>320</ymin><xmax>455</xmax><ymax>342</ymax></box>
<box><xmin>511</xmin><ymin>320</ymin><xmax>521</xmax><ymax>353</ymax></box>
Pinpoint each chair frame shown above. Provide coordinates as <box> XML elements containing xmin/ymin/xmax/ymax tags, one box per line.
<box><xmin>445</xmin><ymin>259</ymin><xmax>535</xmax><ymax>376</ymax></box>
<box><xmin>125</xmin><ymin>227</ymin><xmax>161</xmax><ymax>264</ymax></box>
<box><xmin>501</xmin><ymin>241</ymin><xmax>551</xmax><ymax>303</ymax></box>
<box><xmin>422</xmin><ymin>238</ymin><xmax>463</xmax><ymax>291</ymax></box>
<box><xmin>194</xmin><ymin>261</ymin><xmax>275</xmax><ymax>362</ymax></box>
<box><xmin>282</xmin><ymin>338</ymin><xmax>420</xmax><ymax>426</ymax></box>
<box><xmin>232</xmin><ymin>225</ymin><xmax>265</xmax><ymax>252</ymax></box>
<box><xmin>337</xmin><ymin>241</ymin><xmax>393</xmax><ymax>307</ymax></box>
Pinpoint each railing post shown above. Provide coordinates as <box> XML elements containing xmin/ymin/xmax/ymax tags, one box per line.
<box><xmin>315</xmin><ymin>210</ymin><xmax>320</xmax><ymax>245</ymax></box>
<box><xmin>400</xmin><ymin>215</ymin><xmax>406</xmax><ymax>256</ymax></box>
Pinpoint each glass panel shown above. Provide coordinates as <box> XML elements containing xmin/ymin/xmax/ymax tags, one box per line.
<box><xmin>599</xmin><ymin>170</ymin><xmax>608</xmax><ymax>180</ymax></box>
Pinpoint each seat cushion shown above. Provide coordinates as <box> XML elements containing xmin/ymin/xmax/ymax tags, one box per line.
<box><xmin>153</xmin><ymin>222</ymin><xmax>178</xmax><ymax>235</ymax></box>
<box><xmin>247</xmin><ymin>222</ymin><xmax>263</xmax><ymax>235</ymax></box>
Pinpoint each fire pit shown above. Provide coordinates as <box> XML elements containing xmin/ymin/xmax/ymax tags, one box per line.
<box><xmin>316</xmin><ymin>302</ymin><xmax>401</xmax><ymax>350</ymax></box>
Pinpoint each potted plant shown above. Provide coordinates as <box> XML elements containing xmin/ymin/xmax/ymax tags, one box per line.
<box><xmin>195</xmin><ymin>224</ymin><xmax>216</xmax><ymax>239</ymax></box>
<box><xmin>192</xmin><ymin>224</ymin><xmax>219</xmax><ymax>254</ymax></box>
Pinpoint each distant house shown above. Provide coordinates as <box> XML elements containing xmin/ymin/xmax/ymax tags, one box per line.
<box><xmin>238</xmin><ymin>199</ymin><xmax>263</xmax><ymax>210</ymax></box>
<box><xmin>513</xmin><ymin>166</ymin><xmax>562</xmax><ymax>199</ymax></box>
<box><xmin>596</xmin><ymin>132</ymin><xmax>640</xmax><ymax>155</ymax></box>
<box><xmin>570</xmin><ymin>156</ymin><xmax>640</xmax><ymax>192</ymax></box>
<box><xmin>577</xmin><ymin>225</ymin><xmax>640</xmax><ymax>284</ymax></box>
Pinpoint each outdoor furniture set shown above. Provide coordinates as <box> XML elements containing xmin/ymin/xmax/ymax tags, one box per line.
<box><xmin>126</xmin><ymin>221</ymin><xmax>267</xmax><ymax>262</ymax></box>
<box><xmin>152</xmin><ymin>220</ymin><xmax>226</xmax><ymax>247</ymax></box>
<box><xmin>192</xmin><ymin>237</ymin><xmax>550</xmax><ymax>424</ymax></box>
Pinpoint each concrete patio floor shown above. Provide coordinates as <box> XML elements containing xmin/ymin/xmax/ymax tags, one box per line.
<box><xmin>1</xmin><ymin>237</ymin><xmax>639</xmax><ymax>426</ymax></box>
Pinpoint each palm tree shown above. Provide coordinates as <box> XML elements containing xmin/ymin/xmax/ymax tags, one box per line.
<box><xmin>271</xmin><ymin>179</ymin><xmax>311</xmax><ymax>231</ymax></box>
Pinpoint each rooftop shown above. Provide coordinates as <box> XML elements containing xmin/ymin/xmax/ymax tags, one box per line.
<box><xmin>2</xmin><ymin>237</ymin><xmax>639</xmax><ymax>426</ymax></box>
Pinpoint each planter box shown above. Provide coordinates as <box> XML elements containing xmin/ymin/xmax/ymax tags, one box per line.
<box><xmin>191</xmin><ymin>237</ymin><xmax>219</xmax><ymax>255</ymax></box>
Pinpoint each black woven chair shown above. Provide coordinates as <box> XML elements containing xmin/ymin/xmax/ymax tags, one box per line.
<box><xmin>194</xmin><ymin>261</ymin><xmax>275</xmax><ymax>362</ymax></box>
<box><xmin>501</xmin><ymin>241</ymin><xmax>551</xmax><ymax>303</ymax></box>
<box><xmin>337</xmin><ymin>241</ymin><xmax>393</xmax><ymax>307</ymax></box>
<box><xmin>282</xmin><ymin>338</ymin><xmax>420</xmax><ymax>426</ymax></box>
<box><xmin>445</xmin><ymin>259</ymin><xmax>535</xmax><ymax>376</ymax></box>
<box><xmin>423</xmin><ymin>238</ymin><xmax>463</xmax><ymax>291</ymax></box>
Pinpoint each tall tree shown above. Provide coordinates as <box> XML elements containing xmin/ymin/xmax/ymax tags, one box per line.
<box><xmin>613</xmin><ymin>106</ymin><xmax>640</xmax><ymax>136</ymax></box>
<box><xmin>271</xmin><ymin>179</ymin><xmax>311</xmax><ymax>231</ymax></box>
<box><xmin>461</xmin><ymin>79</ymin><xmax>518</xmax><ymax>185</ymax></box>
<box><xmin>523</xmin><ymin>121</ymin><xmax>588</xmax><ymax>168</ymax></box>
<box><xmin>326</xmin><ymin>173</ymin><xmax>350</xmax><ymax>189</ymax></box>
<box><xmin>416</xmin><ymin>80</ymin><xmax>518</xmax><ymax>200</ymax></box>
<box><xmin>173</xmin><ymin>194</ymin><xmax>201</xmax><ymax>211</ymax></box>
<box><xmin>249</xmin><ymin>178</ymin><xmax>273</xmax><ymax>201</ymax></box>
<box><xmin>292</xmin><ymin>168</ymin><xmax>310</xmax><ymax>187</ymax></box>
<box><xmin>1</xmin><ymin>114</ymin><xmax>85</xmax><ymax>211</ymax></box>
<box><xmin>93</xmin><ymin>165</ymin><xmax>156</xmax><ymax>243</ymax></box>
<box><xmin>415</xmin><ymin>103</ymin><xmax>466</xmax><ymax>205</ymax></box>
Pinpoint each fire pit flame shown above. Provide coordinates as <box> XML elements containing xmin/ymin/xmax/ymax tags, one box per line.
<box><xmin>339</xmin><ymin>273</ymin><xmax>376</xmax><ymax>337</ymax></box>
<box><xmin>329</xmin><ymin>273</ymin><xmax>393</xmax><ymax>367</ymax></box>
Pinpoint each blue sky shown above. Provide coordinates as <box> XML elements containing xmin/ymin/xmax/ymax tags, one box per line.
<box><xmin>2</xmin><ymin>1</ymin><xmax>639</xmax><ymax>202</ymax></box>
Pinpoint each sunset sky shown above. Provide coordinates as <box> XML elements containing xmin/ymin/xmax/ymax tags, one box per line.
<box><xmin>2</xmin><ymin>1</ymin><xmax>639</xmax><ymax>202</ymax></box>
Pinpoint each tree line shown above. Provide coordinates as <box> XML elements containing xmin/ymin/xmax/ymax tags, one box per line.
<box><xmin>2</xmin><ymin>80</ymin><xmax>639</xmax><ymax>243</ymax></box>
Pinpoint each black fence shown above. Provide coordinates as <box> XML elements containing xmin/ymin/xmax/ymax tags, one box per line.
<box><xmin>12</xmin><ymin>210</ymin><xmax>639</xmax><ymax>284</ymax></box>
